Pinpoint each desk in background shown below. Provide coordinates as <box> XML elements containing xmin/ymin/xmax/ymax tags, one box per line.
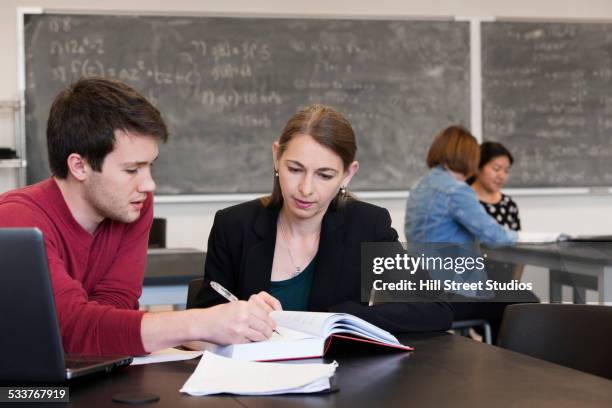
<box><xmin>140</xmin><ymin>248</ymin><xmax>206</xmax><ymax>308</ymax></box>
<box><xmin>65</xmin><ymin>333</ymin><xmax>612</xmax><ymax>407</ymax></box>
<box><xmin>484</xmin><ymin>242</ymin><xmax>612</xmax><ymax>304</ymax></box>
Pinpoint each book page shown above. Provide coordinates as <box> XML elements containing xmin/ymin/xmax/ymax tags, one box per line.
<box><xmin>271</xmin><ymin>311</ymin><xmax>335</xmax><ymax>337</ymax></box>
<box><xmin>327</xmin><ymin>324</ymin><xmax>394</xmax><ymax>344</ymax></box>
<box><xmin>271</xmin><ymin>311</ymin><xmax>400</xmax><ymax>345</ymax></box>
<box><xmin>326</xmin><ymin>315</ymin><xmax>399</xmax><ymax>344</ymax></box>
<box><xmin>265</xmin><ymin>326</ymin><xmax>316</xmax><ymax>342</ymax></box>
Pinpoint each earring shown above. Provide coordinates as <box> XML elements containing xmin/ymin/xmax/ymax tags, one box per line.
<box><xmin>340</xmin><ymin>186</ymin><xmax>347</xmax><ymax>196</ymax></box>
<box><xmin>274</xmin><ymin>169</ymin><xmax>279</xmax><ymax>177</ymax></box>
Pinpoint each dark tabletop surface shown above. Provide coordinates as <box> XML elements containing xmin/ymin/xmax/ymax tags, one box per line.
<box><xmin>484</xmin><ymin>242</ymin><xmax>612</xmax><ymax>266</ymax></box>
<box><xmin>43</xmin><ymin>332</ymin><xmax>611</xmax><ymax>407</ymax></box>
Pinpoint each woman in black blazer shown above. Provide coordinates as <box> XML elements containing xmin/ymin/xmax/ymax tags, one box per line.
<box><xmin>192</xmin><ymin>105</ymin><xmax>452</xmax><ymax>333</ymax></box>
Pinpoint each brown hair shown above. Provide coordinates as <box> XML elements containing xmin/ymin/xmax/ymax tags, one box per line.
<box><xmin>47</xmin><ymin>76</ymin><xmax>168</xmax><ymax>178</ymax></box>
<box><xmin>426</xmin><ymin>125</ymin><xmax>480</xmax><ymax>177</ymax></box>
<box><xmin>261</xmin><ymin>104</ymin><xmax>357</xmax><ymax>208</ymax></box>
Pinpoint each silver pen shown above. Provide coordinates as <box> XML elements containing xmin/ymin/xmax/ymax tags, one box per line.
<box><xmin>210</xmin><ymin>280</ymin><xmax>238</xmax><ymax>302</ymax></box>
<box><xmin>209</xmin><ymin>280</ymin><xmax>281</xmax><ymax>336</ymax></box>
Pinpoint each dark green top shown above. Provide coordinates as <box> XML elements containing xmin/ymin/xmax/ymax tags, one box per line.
<box><xmin>269</xmin><ymin>257</ymin><xmax>316</xmax><ymax>311</ymax></box>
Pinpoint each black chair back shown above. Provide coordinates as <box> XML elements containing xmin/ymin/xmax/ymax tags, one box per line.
<box><xmin>148</xmin><ymin>218</ymin><xmax>166</xmax><ymax>248</ymax></box>
<box><xmin>498</xmin><ymin>304</ymin><xmax>612</xmax><ymax>379</ymax></box>
<box><xmin>186</xmin><ymin>278</ymin><xmax>204</xmax><ymax>309</ymax></box>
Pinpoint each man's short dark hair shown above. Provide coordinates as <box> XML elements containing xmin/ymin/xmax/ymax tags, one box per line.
<box><xmin>47</xmin><ymin>77</ymin><xmax>169</xmax><ymax>178</ymax></box>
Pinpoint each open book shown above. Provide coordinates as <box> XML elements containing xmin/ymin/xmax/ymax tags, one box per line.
<box><xmin>188</xmin><ymin>311</ymin><xmax>413</xmax><ymax>362</ymax></box>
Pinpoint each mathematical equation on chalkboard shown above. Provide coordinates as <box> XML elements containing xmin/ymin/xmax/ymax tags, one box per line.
<box><xmin>482</xmin><ymin>22</ymin><xmax>612</xmax><ymax>187</ymax></box>
<box><xmin>24</xmin><ymin>14</ymin><xmax>471</xmax><ymax>194</ymax></box>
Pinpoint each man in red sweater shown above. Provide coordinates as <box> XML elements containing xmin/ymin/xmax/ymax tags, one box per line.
<box><xmin>0</xmin><ymin>77</ymin><xmax>280</xmax><ymax>356</ymax></box>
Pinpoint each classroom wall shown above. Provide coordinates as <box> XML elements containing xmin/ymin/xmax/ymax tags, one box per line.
<box><xmin>2</xmin><ymin>0</ymin><xmax>612</xmax><ymax>255</ymax></box>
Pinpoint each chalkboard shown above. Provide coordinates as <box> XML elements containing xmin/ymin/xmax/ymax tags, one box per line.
<box><xmin>482</xmin><ymin>21</ymin><xmax>612</xmax><ymax>188</ymax></box>
<box><xmin>24</xmin><ymin>13</ymin><xmax>470</xmax><ymax>194</ymax></box>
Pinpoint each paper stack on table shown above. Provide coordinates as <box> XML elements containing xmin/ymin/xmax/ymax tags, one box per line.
<box><xmin>180</xmin><ymin>351</ymin><xmax>337</xmax><ymax>396</ymax></box>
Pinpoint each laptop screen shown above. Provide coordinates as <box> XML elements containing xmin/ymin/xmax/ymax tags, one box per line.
<box><xmin>0</xmin><ymin>228</ymin><xmax>67</xmax><ymax>383</ymax></box>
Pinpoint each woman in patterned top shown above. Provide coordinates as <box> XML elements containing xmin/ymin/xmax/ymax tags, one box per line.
<box><xmin>471</xmin><ymin>142</ymin><xmax>521</xmax><ymax>232</ymax></box>
<box><xmin>470</xmin><ymin>141</ymin><xmax>524</xmax><ymax>284</ymax></box>
<box><xmin>467</xmin><ymin>141</ymin><xmax>537</xmax><ymax>341</ymax></box>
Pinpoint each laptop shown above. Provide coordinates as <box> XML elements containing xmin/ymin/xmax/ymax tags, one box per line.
<box><xmin>0</xmin><ymin>228</ymin><xmax>133</xmax><ymax>383</ymax></box>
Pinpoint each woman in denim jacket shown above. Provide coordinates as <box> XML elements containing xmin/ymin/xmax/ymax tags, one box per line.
<box><xmin>405</xmin><ymin>126</ymin><xmax>517</xmax><ymax>246</ymax></box>
<box><xmin>404</xmin><ymin>125</ymin><xmax>524</xmax><ymax>342</ymax></box>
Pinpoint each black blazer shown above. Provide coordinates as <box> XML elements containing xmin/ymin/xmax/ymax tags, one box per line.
<box><xmin>192</xmin><ymin>199</ymin><xmax>452</xmax><ymax>333</ymax></box>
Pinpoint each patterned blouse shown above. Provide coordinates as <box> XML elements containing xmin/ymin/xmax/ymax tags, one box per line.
<box><xmin>479</xmin><ymin>193</ymin><xmax>521</xmax><ymax>231</ymax></box>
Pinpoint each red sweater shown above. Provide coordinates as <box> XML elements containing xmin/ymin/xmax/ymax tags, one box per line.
<box><xmin>0</xmin><ymin>179</ymin><xmax>148</xmax><ymax>356</ymax></box>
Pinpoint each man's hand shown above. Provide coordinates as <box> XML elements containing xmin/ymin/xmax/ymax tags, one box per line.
<box><xmin>141</xmin><ymin>291</ymin><xmax>283</xmax><ymax>352</ymax></box>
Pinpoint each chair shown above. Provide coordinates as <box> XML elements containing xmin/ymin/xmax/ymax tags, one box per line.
<box><xmin>451</xmin><ymin>319</ymin><xmax>492</xmax><ymax>345</ymax></box>
<box><xmin>186</xmin><ymin>278</ymin><xmax>204</xmax><ymax>309</ymax></box>
<box><xmin>498</xmin><ymin>304</ymin><xmax>612</xmax><ymax>379</ymax></box>
<box><xmin>148</xmin><ymin>217</ymin><xmax>167</xmax><ymax>248</ymax></box>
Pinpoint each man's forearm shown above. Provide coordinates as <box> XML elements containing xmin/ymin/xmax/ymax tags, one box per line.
<box><xmin>140</xmin><ymin>309</ymin><xmax>202</xmax><ymax>353</ymax></box>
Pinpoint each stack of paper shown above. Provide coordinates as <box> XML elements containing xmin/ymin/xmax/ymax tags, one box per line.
<box><xmin>180</xmin><ymin>351</ymin><xmax>337</xmax><ymax>396</ymax></box>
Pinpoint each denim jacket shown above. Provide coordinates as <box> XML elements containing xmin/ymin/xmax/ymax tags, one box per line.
<box><xmin>404</xmin><ymin>166</ymin><xmax>518</xmax><ymax>246</ymax></box>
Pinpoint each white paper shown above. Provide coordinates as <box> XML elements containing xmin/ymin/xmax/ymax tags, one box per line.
<box><xmin>517</xmin><ymin>231</ymin><xmax>565</xmax><ymax>243</ymax></box>
<box><xmin>180</xmin><ymin>351</ymin><xmax>337</xmax><ymax>396</ymax></box>
<box><xmin>271</xmin><ymin>311</ymin><xmax>401</xmax><ymax>345</ymax></box>
<box><xmin>271</xmin><ymin>310</ymin><xmax>333</xmax><ymax>337</ymax></box>
<box><xmin>131</xmin><ymin>348</ymin><xmax>203</xmax><ymax>366</ymax></box>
